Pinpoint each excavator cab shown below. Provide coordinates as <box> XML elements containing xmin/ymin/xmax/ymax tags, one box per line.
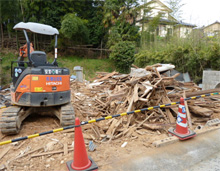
<box><xmin>0</xmin><ymin>22</ymin><xmax>75</xmax><ymax>135</ymax></box>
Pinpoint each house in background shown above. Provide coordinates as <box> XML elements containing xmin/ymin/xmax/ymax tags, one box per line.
<box><xmin>174</xmin><ymin>21</ymin><xmax>196</xmax><ymax>38</ymax></box>
<box><xmin>136</xmin><ymin>0</ymin><xmax>196</xmax><ymax>38</ymax></box>
<box><xmin>202</xmin><ymin>21</ymin><xmax>220</xmax><ymax>37</ymax></box>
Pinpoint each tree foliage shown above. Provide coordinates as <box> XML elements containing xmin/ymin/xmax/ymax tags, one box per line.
<box><xmin>135</xmin><ymin>36</ymin><xmax>220</xmax><ymax>83</ymax></box>
<box><xmin>60</xmin><ymin>13</ymin><xmax>89</xmax><ymax>44</ymax></box>
<box><xmin>110</xmin><ymin>41</ymin><xmax>135</xmax><ymax>73</ymax></box>
<box><xmin>103</xmin><ymin>0</ymin><xmax>141</xmax><ymax>47</ymax></box>
<box><xmin>165</xmin><ymin>0</ymin><xmax>185</xmax><ymax>20</ymax></box>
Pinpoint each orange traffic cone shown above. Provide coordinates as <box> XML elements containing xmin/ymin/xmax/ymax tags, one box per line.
<box><xmin>168</xmin><ymin>97</ymin><xmax>196</xmax><ymax>140</ymax></box>
<box><xmin>66</xmin><ymin>117</ymin><xmax>98</xmax><ymax>171</ymax></box>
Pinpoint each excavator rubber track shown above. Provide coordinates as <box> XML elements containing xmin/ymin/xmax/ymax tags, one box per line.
<box><xmin>60</xmin><ymin>103</ymin><xmax>75</xmax><ymax>126</ymax></box>
<box><xmin>0</xmin><ymin>103</ymin><xmax>75</xmax><ymax>135</ymax></box>
<box><xmin>0</xmin><ymin>106</ymin><xmax>21</xmax><ymax>135</ymax></box>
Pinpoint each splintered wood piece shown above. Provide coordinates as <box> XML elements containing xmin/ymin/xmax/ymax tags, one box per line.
<box><xmin>125</xmin><ymin>126</ymin><xmax>137</xmax><ymax>137</ymax></box>
<box><xmin>138</xmin><ymin>97</ymin><xmax>149</xmax><ymax>102</ymax></box>
<box><xmin>95</xmin><ymin>98</ymin><xmax>106</xmax><ymax>106</ymax></box>
<box><xmin>106</xmin><ymin>119</ymin><xmax>118</xmax><ymax>136</ymax></box>
<box><xmin>64</xmin><ymin>143</ymin><xmax>68</xmax><ymax>155</ymax></box>
<box><xmin>132</xmin><ymin>64</ymin><xmax>139</xmax><ymax>69</ymax></box>
<box><xmin>183</xmin><ymin>91</ymin><xmax>193</xmax><ymax>129</ymax></box>
<box><xmin>171</xmin><ymin>73</ymin><xmax>180</xmax><ymax>79</ymax></box>
<box><xmin>127</xmin><ymin>94</ymin><xmax>134</xmax><ymax>112</ymax></box>
<box><xmin>141</xmin><ymin>81</ymin><xmax>153</xmax><ymax>98</ymax></box>
<box><xmin>31</xmin><ymin>148</ymin><xmax>74</xmax><ymax>158</ymax></box>
<box><xmin>137</xmin><ymin>112</ymin><xmax>155</xmax><ymax>127</ymax></box>
<box><xmin>0</xmin><ymin>146</ymin><xmax>11</xmax><ymax>160</ymax></box>
<box><xmin>185</xmin><ymin>88</ymin><xmax>220</xmax><ymax>98</ymax></box>
<box><xmin>162</xmin><ymin>96</ymin><xmax>176</xmax><ymax>123</ymax></box>
<box><xmin>126</xmin><ymin>115</ymin><xmax>135</xmax><ymax>128</ymax></box>
<box><xmin>15</xmin><ymin>147</ymin><xmax>44</xmax><ymax>160</ymax></box>
<box><xmin>90</xmin><ymin>124</ymin><xmax>100</xmax><ymax>139</ymax></box>
<box><xmin>109</xmin><ymin>118</ymin><xmax>122</xmax><ymax>141</ymax></box>
<box><xmin>142</xmin><ymin>123</ymin><xmax>163</xmax><ymax>130</ymax></box>
<box><xmin>96</xmin><ymin>71</ymin><xmax>118</xmax><ymax>82</ymax></box>
<box><xmin>189</xmin><ymin>105</ymin><xmax>213</xmax><ymax>117</ymax></box>
<box><xmin>133</xmin><ymin>84</ymin><xmax>139</xmax><ymax>103</ymax></box>
<box><xmin>107</xmin><ymin>92</ymin><xmax>127</xmax><ymax>102</ymax></box>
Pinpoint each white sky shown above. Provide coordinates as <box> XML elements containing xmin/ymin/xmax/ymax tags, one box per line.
<box><xmin>162</xmin><ymin>0</ymin><xmax>220</xmax><ymax>27</ymax></box>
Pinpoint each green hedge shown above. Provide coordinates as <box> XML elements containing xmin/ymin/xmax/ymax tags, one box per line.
<box><xmin>135</xmin><ymin>37</ymin><xmax>220</xmax><ymax>83</ymax></box>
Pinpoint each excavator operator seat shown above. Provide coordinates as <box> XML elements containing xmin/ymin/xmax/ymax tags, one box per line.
<box><xmin>30</xmin><ymin>51</ymin><xmax>47</xmax><ymax>66</ymax></box>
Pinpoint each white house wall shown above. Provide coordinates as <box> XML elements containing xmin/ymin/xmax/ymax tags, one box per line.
<box><xmin>159</xmin><ymin>25</ymin><xmax>173</xmax><ymax>37</ymax></box>
<box><xmin>178</xmin><ymin>26</ymin><xmax>192</xmax><ymax>38</ymax></box>
<box><xmin>138</xmin><ymin>2</ymin><xmax>169</xmax><ymax>20</ymax></box>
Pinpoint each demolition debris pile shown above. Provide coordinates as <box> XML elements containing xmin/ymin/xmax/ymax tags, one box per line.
<box><xmin>71</xmin><ymin>64</ymin><xmax>220</xmax><ymax>141</ymax></box>
<box><xmin>1</xmin><ymin>64</ymin><xmax>220</xmax><ymax>170</ymax></box>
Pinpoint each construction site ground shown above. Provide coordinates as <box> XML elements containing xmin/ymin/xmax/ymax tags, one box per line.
<box><xmin>1</xmin><ymin>67</ymin><xmax>220</xmax><ymax>170</ymax></box>
<box><xmin>0</xmin><ymin>107</ymin><xmax>168</xmax><ymax>171</ymax></box>
<box><xmin>1</xmin><ymin>106</ymin><xmax>220</xmax><ymax>171</ymax></box>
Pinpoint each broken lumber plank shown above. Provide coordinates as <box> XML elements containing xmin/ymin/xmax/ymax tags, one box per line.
<box><xmin>142</xmin><ymin>123</ymin><xmax>164</xmax><ymax>130</ymax></box>
<box><xmin>14</xmin><ymin>141</ymin><xmax>26</xmax><ymax>150</ymax></box>
<box><xmin>183</xmin><ymin>91</ymin><xmax>193</xmax><ymax>129</ymax></box>
<box><xmin>15</xmin><ymin>147</ymin><xmax>43</xmax><ymax>159</ymax></box>
<box><xmin>90</xmin><ymin>124</ymin><xmax>101</xmax><ymax>139</ymax></box>
<box><xmin>141</xmin><ymin>81</ymin><xmax>153</xmax><ymax>98</ymax></box>
<box><xmin>132</xmin><ymin>64</ymin><xmax>139</xmax><ymax>69</ymax></box>
<box><xmin>171</xmin><ymin>73</ymin><xmax>180</xmax><ymax>79</ymax></box>
<box><xmin>0</xmin><ymin>146</ymin><xmax>11</xmax><ymax>160</ymax></box>
<box><xmin>189</xmin><ymin>105</ymin><xmax>213</xmax><ymax>117</ymax></box>
<box><xmin>162</xmin><ymin>96</ymin><xmax>176</xmax><ymax>123</ymax></box>
<box><xmin>137</xmin><ymin>112</ymin><xmax>155</xmax><ymax>127</ymax></box>
<box><xmin>106</xmin><ymin>119</ymin><xmax>118</xmax><ymax>136</ymax></box>
<box><xmin>109</xmin><ymin>118</ymin><xmax>122</xmax><ymax>141</ymax></box>
<box><xmin>96</xmin><ymin>71</ymin><xmax>118</xmax><ymax>82</ymax></box>
<box><xmin>133</xmin><ymin>84</ymin><xmax>139</xmax><ymax>103</ymax></box>
<box><xmin>64</xmin><ymin>143</ymin><xmax>68</xmax><ymax>155</ymax></box>
<box><xmin>31</xmin><ymin>148</ymin><xmax>74</xmax><ymax>158</ymax></box>
<box><xmin>185</xmin><ymin>88</ymin><xmax>220</xmax><ymax>98</ymax></box>
<box><xmin>107</xmin><ymin>92</ymin><xmax>127</xmax><ymax>102</ymax></box>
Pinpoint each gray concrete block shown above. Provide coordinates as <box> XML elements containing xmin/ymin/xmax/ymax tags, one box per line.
<box><xmin>202</xmin><ymin>71</ymin><xmax>220</xmax><ymax>90</ymax></box>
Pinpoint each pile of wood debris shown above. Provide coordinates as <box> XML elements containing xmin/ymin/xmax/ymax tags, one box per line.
<box><xmin>71</xmin><ymin>64</ymin><xmax>220</xmax><ymax>141</ymax></box>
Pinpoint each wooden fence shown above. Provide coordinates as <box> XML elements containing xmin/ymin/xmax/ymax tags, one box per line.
<box><xmin>0</xmin><ymin>33</ymin><xmax>110</xmax><ymax>59</ymax></box>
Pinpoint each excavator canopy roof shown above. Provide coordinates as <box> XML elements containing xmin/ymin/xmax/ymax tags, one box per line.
<box><xmin>13</xmin><ymin>22</ymin><xmax>59</xmax><ymax>35</ymax></box>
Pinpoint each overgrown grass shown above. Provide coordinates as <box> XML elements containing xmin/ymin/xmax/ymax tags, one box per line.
<box><xmin>0</xmin><ymin>50</ymin><xmax>18</xmax><ymax>86</ymax></box>
<box><xmin>0</xmin><ymin>50</ymin><xmax>116</xmax><ymax>86</ymax></box>
<box><xmin>57</xmin><ymin>56</ymin><xmax>115</xmax><ymax>80</ymax></box>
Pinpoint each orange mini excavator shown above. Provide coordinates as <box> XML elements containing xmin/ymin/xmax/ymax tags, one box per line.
<box><xmin>0</xmin><ymin>22</ymin><xmax>75</xmax><ymax>135</ymax></box>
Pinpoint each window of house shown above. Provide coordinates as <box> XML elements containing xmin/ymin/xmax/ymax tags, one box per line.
<box><xmin>167</xmin><ymin>28</ymin><xmax>172</xmax><ymax>36</ymax></box>
<box><xmin>159</xmin><ymin>12</ymin><xmax>166</xmax><ymax>18</ymax></box>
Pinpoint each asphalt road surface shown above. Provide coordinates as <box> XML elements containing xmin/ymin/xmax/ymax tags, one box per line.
<box><xmin>106</xmin><ymin>128</ymin><xmax>220</xmax><ymax>171</ymax></box>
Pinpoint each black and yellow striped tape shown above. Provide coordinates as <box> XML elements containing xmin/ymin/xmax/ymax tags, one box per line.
<box><xmin>0</xmin><ymin>92</ymin><xmax>219</xmax><ymax>146</ymax></box>
<box><xmin>0</xmin><ymin>104</ymin><xmax>13</xmax><ymax>109</ymax></box>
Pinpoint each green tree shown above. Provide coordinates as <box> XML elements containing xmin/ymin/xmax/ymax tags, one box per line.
<box><xmin>110</xmin><ymin>41</ymin><xmax>135</xmax><ymax>73</ymax></box>
<box><xmin>60</xmin><ymin>13</ymin><xmax>89</xmax><ymax>44</ymax></box>
<box><xmin>165</xmin><ymin>0</ymin><xmax>185</xmax><ymax>20</ymax></box>
<box><xmin>86</xmin><ymin>1</ymin><xmax>106</xmax><ymax>46</ymax></box>
<box><xmin>103</xmin><ymin>0</ymin><xmax>141</xmax><ymax>47</ymax></box>
<box><xmin>0</xmin><ymin>0</ymin><xmax>21</xmax><ymax>48</ymax></box>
